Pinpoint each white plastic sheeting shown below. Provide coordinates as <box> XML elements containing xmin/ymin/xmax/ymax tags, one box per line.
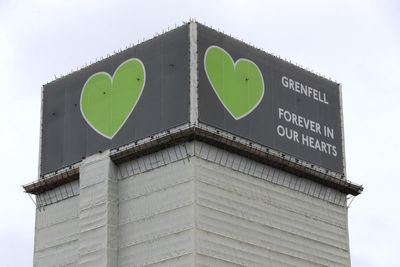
<box><xmin>78</xmin><ymin>152</ymin><xmax>118</xmax><ymax>266</ymax></box>
<box><xmin>34</xmin><ymin>196</ymin><xmax>79</xmax><ymax>266</ymax></box>
<box><xmin>195</xmin><ymin>158</ymin><xmax>350</xmax><ymax>266</ymax></box>
<box><xmin>33</xmin><ymin>142</ymin><xmax>350</xmax><ymax>266</ymax></box>
<box><xmin>118</xmin><ymin>158</ymin><xmax>195</xmax><ymax>266</ymax></box>
<box><xmin>118</xmin><ymin>141</ymin><xmax>347</xmax><ymax>207</ymax></box>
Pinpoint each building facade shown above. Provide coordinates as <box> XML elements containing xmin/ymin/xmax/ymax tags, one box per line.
<box><xmin>24</xmin><ymin>21</ymin><xmax>362</xmax><ymax>267</ymax></box>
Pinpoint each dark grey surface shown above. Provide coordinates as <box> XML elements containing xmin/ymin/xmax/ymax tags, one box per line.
<box><xmin>197</xmin><ymin>24</ymin><xmax>344</xmax><ymax>174</ymax></box>
<box><xmin>41</xmin><ymin>24</ymin><xmax>190</xmax><ymax>175</ymax></box>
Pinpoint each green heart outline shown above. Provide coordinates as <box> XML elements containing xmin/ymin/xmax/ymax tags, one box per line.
<box><xmin>204</xmin><ymin>45</ymin><xmax>265</xmax><ymax>120</ymax></box>
<box><xmin>80</xmin><ymin>58</ymin><xmax>146</xmax><ymax>139</ymax></box>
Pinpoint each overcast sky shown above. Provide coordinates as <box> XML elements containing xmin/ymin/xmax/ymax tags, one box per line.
<box><xmin>0</xmin><ymin>0</ymin><xmax>399</xmax><ymax>266</ymax></box>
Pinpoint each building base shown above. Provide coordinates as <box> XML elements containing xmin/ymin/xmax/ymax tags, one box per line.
<box><xmin>33</xmin><ymin>141</ymin><xmax>351</xmax><ymax>266</ymax></box>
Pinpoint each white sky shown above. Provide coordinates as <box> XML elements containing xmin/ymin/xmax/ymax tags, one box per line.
<box><xmin>0</xmin><ymin>0</ymin><xmax>399</xmax><ymax>266</ymax></box>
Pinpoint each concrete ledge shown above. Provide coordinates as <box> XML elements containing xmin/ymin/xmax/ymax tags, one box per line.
<box><xmin>23</xmin><ymin>124</ymin><xmax>363</xmax><ymax>196</ymax></box>
<box><xmin>23</xmin><ymin>166</ymin><xmax>79</xmax><ymax>195</ymax></box>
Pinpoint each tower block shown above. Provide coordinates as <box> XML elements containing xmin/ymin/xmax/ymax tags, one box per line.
<box><xmin>24</xmin><ymin>21</ymin><xmax>362</xmax><ymax>267</ymax></box>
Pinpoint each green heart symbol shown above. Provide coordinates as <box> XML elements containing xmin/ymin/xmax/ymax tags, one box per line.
<box><xmin>204</xmin><ymin>46</ymin><xmax>264</xmax><ymax>120</ymax></box>
<box><xmin>80</xmin><ymin>58</ymin><xmax>145</xmax><ymax>139</ymax></box>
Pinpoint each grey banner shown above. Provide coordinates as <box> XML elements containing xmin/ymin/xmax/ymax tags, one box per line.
<box><xmin>197</xmin><ymin>24</ymin><xmax>344</xmax><ymax>174</ymax></box>
<box><xmin>40</xmin><ymin>25</ymin><xmax>190</xmax><ymax>175</ymax></box>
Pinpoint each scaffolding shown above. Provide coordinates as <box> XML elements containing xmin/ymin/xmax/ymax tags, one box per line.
<box><xmin>23</xmin><ymin>123</ymin><xmax>363</xmax><ymax>209</ymax></box>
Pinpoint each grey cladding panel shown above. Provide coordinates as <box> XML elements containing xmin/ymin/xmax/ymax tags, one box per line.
<box><xmin>197</xmin><ymin>24</ymin><xmax>344</xmax><ymax>174</ymax></box>
<box><xmin>40</xmin><ymin>25</ymin><xmax>190</xmax><ymax>175</ymax></box>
